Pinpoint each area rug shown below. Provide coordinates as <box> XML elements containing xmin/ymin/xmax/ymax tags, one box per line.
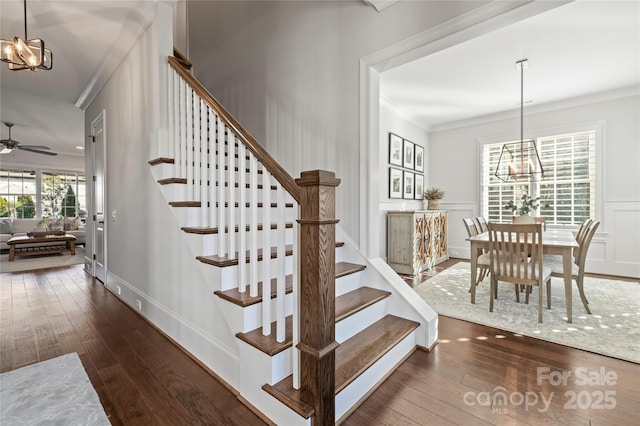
<box><xmin>0</xmin><ymin>247</ymin><xmax>85</xmax><ymax>274</ymax></box>
<box><xmin>414</xmin><ymin>263</ymin><xmax>640</xmax><ymax>364</ymax></box>
<box><xmin>0</xmin><ymin>353</ymin><xmax>110</xmax><ymax>425</ymax></box>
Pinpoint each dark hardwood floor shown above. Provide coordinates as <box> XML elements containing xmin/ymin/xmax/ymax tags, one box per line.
<box><xmin>1</xmin><ymin>262</ymin><xmax>638</xmax><ymax>425</ymax></box>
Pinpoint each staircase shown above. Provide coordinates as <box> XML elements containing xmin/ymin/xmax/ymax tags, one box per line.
<box><xmin>146</xmin><ymin>54</ymin><xmax>433</xmax><ymax>425</ymax></box>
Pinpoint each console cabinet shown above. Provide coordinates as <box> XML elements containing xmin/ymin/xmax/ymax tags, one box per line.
<box><xmin>387</xmin><ymin>210</ymin><xmax>448</xmax><ymax>274</ymax></box>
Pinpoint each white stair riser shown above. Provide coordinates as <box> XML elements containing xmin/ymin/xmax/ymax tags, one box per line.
<box><xmin>335</xmin><ymin>329</ymin><xmax>418</xmax><ymax>422</ymax></box>
<box><xmin>183</xmin><ymin>231</ymin><xmax>294</xmax><ymax>257</ymax></box>
<box><xmin>336</xmin><ymin>300</ymin><xmax>388</xmax><ymax>343</ymax></box>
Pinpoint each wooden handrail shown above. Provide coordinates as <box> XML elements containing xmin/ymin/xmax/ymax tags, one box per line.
<box><xmin>168</xmin><ymin>56</ymin><xmax>301</xmax><ymax>203</ymax></box>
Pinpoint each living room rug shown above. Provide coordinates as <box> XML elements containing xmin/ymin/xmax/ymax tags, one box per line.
<box><xmin>413</xmin><ymin>263</ymin><xmax>640</xmax><ymax>364</ymax></box>
<box><xmin>0</xmin><ymin>353</ymin><xmax>110</xmax><ymax>425</ymax></box>
<box><xmin>0</xmin><ymin>247</ymin><xmax>85</xmax><ymax>274</ymax></box>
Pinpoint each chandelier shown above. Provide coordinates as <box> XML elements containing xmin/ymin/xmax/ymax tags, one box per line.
<box><xmin>0</xmin><ymin>0</ymin><xmax>53</xmax><ymax>71</ymax></box>
<box><xmin>495</xmin><ymin>59</ymin><xmax>543</xmax><ymax>182</ymax></box>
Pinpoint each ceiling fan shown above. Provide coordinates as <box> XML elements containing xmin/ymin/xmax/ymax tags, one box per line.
<box><xmin>1</xmin><ymin>122</ymin><xmax>57</xmax><ymax>156</ymax></box>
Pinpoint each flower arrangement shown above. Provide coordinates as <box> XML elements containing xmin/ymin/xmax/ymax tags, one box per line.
<box><xmin>504</xmin><ymin>194</ymin><xmax>548</xmax><ymax>215</ymax></box>
<box><xmin>423</xmin><ymin>187</ymin><xmax>445</xmax><ymax>200</ymax></box>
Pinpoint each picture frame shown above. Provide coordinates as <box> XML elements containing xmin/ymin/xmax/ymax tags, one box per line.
<box><xmin>414</xmin><ymin>174</ymin><xmax>424</xmax><ymax>200</ymax></box>
<box><xmin>403</xmin><ymin>171</ymin><xmax>414</xmax><ymax>199</ymax></box>
<box><xmin>403</xmin><ymin>139</ymin><xmax>415</xmax><ymax>169</ymax></box>
<box><xmin>414</xmin><ymin>144</ymin><xmax>424</xmax><ymax>172</ymax></box>
<box><xmin>388</xmin><ymin>133</ymin><xmax>403</xmax><ymax>166</ymax></box>
<box><xmin>389</xmin><ymin>167</ymin><xmax>403</xmax><ymax>199</ymax></box>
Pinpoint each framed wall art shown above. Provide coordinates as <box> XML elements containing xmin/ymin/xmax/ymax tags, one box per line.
<box><xmin>414</xmin><ymin>174</ymin><xmax>424</xmax><ymax>200</ymax></box>
<box><xmin>403</xmin><ymin>171</ymin><xmax>414</xmax><ymax>199</ymax></box>
<box><xmin>389</xmin><ymin>133</ymin><xmax>403</xmax><ymax>166</ymax></box>
<box><xmin>403</xmin><ymin>139</ymin><xmax>415</xmax><ymax>169</ymax></box>
<box><xmin>414</xmin><ymin>144</ymin><xmax>424</xmax><ymax>172</ymax></box>
<box><xmin>389</xmin><ymin>167</ymin><xmax>403</xmax><ymax>199</ymax></box>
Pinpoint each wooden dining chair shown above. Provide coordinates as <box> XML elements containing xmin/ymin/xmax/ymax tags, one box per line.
<box><xmin>462</xmin><ymin>218</ymin><xmax>490</xmax><ymax>294</ymax></box>
<box><xmin>474</xmin><ymin>216</ymin><xmax>489</xmax><ymax>233</ymax></box>
<box><xmin>488</xmin><ymin>223</ymin><xmax>551</xmax><ymax>323</ymax></box>
<box><xmin>545</xmin><ymin>220</ymin><xmax>600</xmax><ymax>314</ymax></box>
<box><xmin>534</xmin><ymin>217</ymin><xmax>547</xmax><ymax>231</ymax></box>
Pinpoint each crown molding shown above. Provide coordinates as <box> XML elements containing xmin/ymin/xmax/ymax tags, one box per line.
<box><xmin>75</xmin><ymin>1</ymin><xmax>159</xmax><ymax>111</ymax></box>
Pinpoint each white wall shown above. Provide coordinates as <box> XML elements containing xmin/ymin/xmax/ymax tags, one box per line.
<box><xmin>84</xmin><ymin>0</ymin><xmax>241</xmax><ymax>388</ymax></box>
<box><xmin>187</xmin><ymin>0</ymin><xmax>487</xmax><ymax>249</ymax></box>
<box><xmin>378</xmin><ymin>99</ymin><xmax>429</xmax><ymax>258</ymax></box>
<box><xmin>430</xmin><ymin>92</ymin><xmax>640</xmax><ymax>278</ymax></box>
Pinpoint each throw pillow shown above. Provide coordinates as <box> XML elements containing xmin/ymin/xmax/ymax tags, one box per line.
<box><xmin>0</xmin><ymin>218</ymin><xmax>13</xmax><ymax>234</ymax></box>
<box><xmin>64</xmin><ymin>217</ymin><xmax>80</xmax><ymax>231</ymax></box>
<box><xmin>49</xmin><ymin>218</ymin><xmax>64</xmax><ymax>231</ymax></box>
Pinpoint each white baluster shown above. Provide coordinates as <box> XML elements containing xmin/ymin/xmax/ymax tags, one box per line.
<box><xmin>292</xmin><ymin>202</ymin><xmax>300</xmax><ymax>388</ymax></box>
<box><xmin>217</xmin><ymin>117</ymin><xmax>226</xmax><ymax>257</ymax></box>
<box><xmin>227</xmin><ymin>131</ymin><xmax>236</xmax><ymax>258</ymax></box>
<box><xmin>249</xmin><ymin>156</ymin><xmax>259</xmax><ymax>297</ymax></box>
<box><xmin>276</xmin><ymin>185</ymin><xmax>286</xmax><ymax>342</ymax></box>
<box><xmin>193</xmin><ymin>93</ymin><xmax>201</xmax><ymax>209</ymax></box>
<box><xmin>237</xmin><ymin>143</ymin><xmax>247</xmax><ymax>292</ymax></box>
<box><xmin>262</xmin><ymin>169</ymin><xmax>272</xmax><ymax>335</ymax></box>
<box><xmin>178</xmin><ymin>77</ymin><xmax>186</xmax><ymax>178</ymax></box>
<box><xmin>167</xmin><ymin>65</ymin><xmax>174</xmax><ymax>160</ymax></box>
<box><xmin>208</xmin><ymin>108</ymin><xmax>217</xmax><ymax>236</ymax></box>
<box><xmin>199</xmin><ymin>99</ymin><xmax>208</xmax><ymax>227</ymax></box>
<box><xmin>186</xmin><ymin>88</ymin><xmax>194</xmax><ymax>200</ymax></box>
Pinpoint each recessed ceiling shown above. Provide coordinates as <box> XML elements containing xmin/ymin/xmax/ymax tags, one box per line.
<box><xmin>380</xmin><ymin>0</ymin><xmax>640</xmax><ymax>130</ymax></box>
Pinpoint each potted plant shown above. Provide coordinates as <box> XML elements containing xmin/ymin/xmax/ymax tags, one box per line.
<box><xmin>423</xmin><ymin>187</ymin><xmax>445</xmax><ymax>210</ymax></box>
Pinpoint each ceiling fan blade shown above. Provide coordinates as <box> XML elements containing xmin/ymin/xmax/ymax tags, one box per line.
<box><xmin>18</xmin><ymin>146</ymin><xmax>58</xmax><ymax>156</ymax></box>
<box><xmin>19</xmin><ymin>144</ymin><xmax>52</xmax><ymax>150</ymax></box>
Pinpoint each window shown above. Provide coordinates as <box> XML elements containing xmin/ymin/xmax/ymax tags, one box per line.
<box><xmin>0</xmin><ymin>169</ymin><xmax>85</xmax><ymax>220</ymax></box>
<box><xmin>481</xmin><ymin>129</ymin><xmax>597</xmax><ymax>226</ymax></box>
<box><xmin>0</xmin><ymin>170</ymin><xmax>37</xmax><ymax>218</ymax></box>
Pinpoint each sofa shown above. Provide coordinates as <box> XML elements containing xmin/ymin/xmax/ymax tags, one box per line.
<box><xmin>0</xmin><ymin>218</ymin><xmax>86</xmax><ymax>251</ymax></box>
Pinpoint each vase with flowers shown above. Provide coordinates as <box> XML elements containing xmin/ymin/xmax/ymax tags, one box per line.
<box><xmin>504</xmin><ymin>194</ymin><xmax>548</xmax><ymax>223</ymax></box>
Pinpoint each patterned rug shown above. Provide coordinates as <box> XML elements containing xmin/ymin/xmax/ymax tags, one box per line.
<box><xmin>0</xmin><ymin>353</ymin><xmax>110</xmax><ymax>425</ymax></box>
<box><xmin>414</xmin><ymin>263</ymin><xmax>640</xmax><ymax>364</ymax></box>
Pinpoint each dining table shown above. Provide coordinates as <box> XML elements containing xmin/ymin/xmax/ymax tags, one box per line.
<box><xmin>467</xmin><ymin>229</ymin><xmax>579</xmax><ymax>323</ymax></box>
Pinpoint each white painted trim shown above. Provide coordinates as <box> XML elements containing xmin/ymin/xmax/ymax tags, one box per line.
<box><xmin>360</xmin><ymin>0</ymin><xmax>572</xmax><ymax>256</ymax></box>
<box><xmin>75</xmin><ymin>1</ymin><xmax>160</xmax><ymax>110</ymax></box>
<box><xmin>362</xmin><ymin>0</ymin><xmax>402</xmax><ymax>13</ymax></box>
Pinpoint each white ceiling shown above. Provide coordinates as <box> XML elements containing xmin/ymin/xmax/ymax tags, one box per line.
<box><xmin>380</xmin><ymin>0</ymin><xmax>640</xmax><ymax>130</ymax></box>
<box><xmin>1</xmin><ymin>1</ymin><xmax>638</xmax><ymax>162</ymax></box>
<box><xmin>0</xmin><ymin>0</ymin><xmax>152</xmax><ymax>160</ymax></box>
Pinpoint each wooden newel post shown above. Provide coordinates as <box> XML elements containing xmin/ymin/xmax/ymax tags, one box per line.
<box><xmin>295</xmin><ymin>170</ymin><xmax>341</xmax><ymax>426</ymax></box>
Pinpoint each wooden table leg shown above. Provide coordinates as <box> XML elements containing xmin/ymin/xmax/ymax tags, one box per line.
<box><xmin>68</xmin><ymin>240</ymin><xmax>76</xmax><ymax>255</ymax></box>
<box><xmin>8</xmin><ymin>245</ymin><xmax>15</xmax><ymax>261</ymax></box>
<box><xmin>563</xmin><ymin>247</ymin><xmax>573</xmax><ymax>323</ymax></box>
<box><xmin>470</xmin><ymin>240</ymin><xmax>478</xmax><ymax>304</ymax></box>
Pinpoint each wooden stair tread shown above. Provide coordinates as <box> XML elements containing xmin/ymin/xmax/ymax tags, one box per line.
<box><xmin>234</xmin><ymin>283</ymin><xmax>382</xmax><ymax>355</ymax></box>
<box><xmin>148</xmin><ymin>157</ymin><xmax>174</xmax><ymax>165</ymax></box>
<box><xmin>182</xmin><ymin>222</ymin><xmax>293</xmax><ymax>235</ymax></box>
<box><xmin>334</xmin><ymin>314</ymin><xmax>419</xmax><ymax>393</ymax></box>
<box><xmin>169</xmin><ymin>201</ymin><xmax>294</xmax><ymax>208</ymax></box>
<box><xmin>196</xmin><ymin>242</ymin><xmax>344</xmax><ymax>267</ymax></box>
<box><xmin>335</xmin><ymin>287</ymin><xmax>390</xmax><ymax>322</ymax></box>
<box><xmin>158</xmin><ymin>177</ymin><xmax>187</xmax><ymax>185</ymax></box>
<box><xmin>263</xmin><ymin>314</ymin><xmax>419</xmax><ymax>418</ymax></box>
<box><xmin>215</xmin><ymin>262</ymin><xmax>367</xmax><ymax>307</ymax></box>
<box><xmin>236</xmin><ymin>316</ymin><xmax>293</xmax><ymax>356</ymax></box>
<box><xmin>215</xmin><ymin>275</ymin><xmax>294</xmax><ymax>307</ymax></box>
<box><xmin>335</xmin><ymin>261</ymin><xmax>365</xmax><ymax>278</ymax></box>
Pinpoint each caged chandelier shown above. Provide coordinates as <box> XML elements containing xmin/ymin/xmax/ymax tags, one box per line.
<box><xmin>1</xmin><ymin>0</ymin><xmax>52</xmax><ymax>71</ymax></box>
<box><xmin>494</xmin><ymin>59</ymin><xmax>543</xmax><ymax>182</ymax></box>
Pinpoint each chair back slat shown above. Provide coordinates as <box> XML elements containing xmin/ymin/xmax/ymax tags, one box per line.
<box><xmin>575</xmin><ymin>220</ymin><xmax>600</xmax><ymax>268</ymax></box>
<box><xmin>488</xmin><ymin>223</ymin><xmax>543</xmax><ymax>287</ymax></box>
<box><xmin>474</xmin><ymin>216</ymin><xmax>489</xmax><ymax>233</ymax></box>
<box><xmin>463</xmin><ymin>218</ymin><xmax>479</xmax><ymax>237</ymax></box>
